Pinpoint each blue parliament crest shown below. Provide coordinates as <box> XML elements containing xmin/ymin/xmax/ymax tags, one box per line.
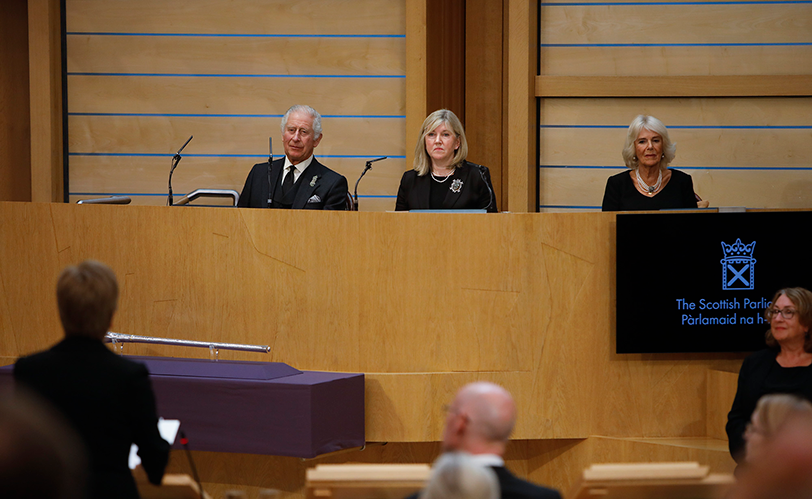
<box><xmin>720</xmin><ymin>239</ymin><xmax>757</xmax><ymax>290</ymax></box>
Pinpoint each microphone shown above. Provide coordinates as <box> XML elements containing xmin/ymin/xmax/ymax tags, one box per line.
<box><xmin>167</xmin><ymin>135</ymin><xmax>193</xmax><ymax>206</ymax></box>
<box><xmin>267</xmin><ymin>137</ymin><xmax>274</xmax><ymax>208</ymax></box>
<box><xmin>179</xmin><ymin>430</ymin><xmax>205</xmax><ymax>499</ymax></box>
<box><xmin>353</xmin><ymin>157</ymin><xmax>387</xmax><ymax>211</ymax></box>
<box><xmin>466</xmin><ymin>161</ymin><xmax>496</xmax><ymax>212</ymax></box>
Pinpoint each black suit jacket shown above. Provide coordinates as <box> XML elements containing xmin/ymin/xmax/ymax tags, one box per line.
<box><xmin>238</xmin><ymin>157</ymin><xmax>349</xmax><ymax>210</ymax></box>
<box><xmin>14</xmin><ymin>336</ymin><xmax>170</xmax><ymax>499</ymax></box>
<box><xmin>395</xmin><ymin>161</ymin><xmax>498</xmax><ymax>212</ymax></box>
<box><xmin>492</xmin><ymin>466</ymin><xmax>561</xmax><ymax>499</ymax></box>
<box><xmin>406</xmin><ymin>464</ymin><xmax>561</xmax><ymax>499</ymax></box>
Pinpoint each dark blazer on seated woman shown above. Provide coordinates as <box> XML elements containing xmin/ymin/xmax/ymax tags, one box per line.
<box><xmin>601</xmin><ymin>168</ymin><xmax>697</xmax><ymax>211</ymax></box>
<box><xmin>395</xmin><ymin>161</ymin><xmax>497</xmax><ymax>212</ymax></box>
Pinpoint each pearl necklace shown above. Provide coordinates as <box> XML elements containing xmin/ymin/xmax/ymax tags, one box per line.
<box><xmin>431</xmin><ymin>170</ymin><xmax>453</xmax><ymax>183</ymax></box>
<box><xmin>635</xmin><ymin>168</ymin><xmax>662</xmax><ymax>195</ymax></box>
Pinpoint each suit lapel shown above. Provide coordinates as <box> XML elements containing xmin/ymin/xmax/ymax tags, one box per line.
<box><xmin>292</xmin><ymin>159</ymin><xmax>322</xmax><ymax>209</ymax></box>
<box><xmin>443</xmin><ymin>164</ymin><xmax>469</xmax><ymax>209</ymax></box>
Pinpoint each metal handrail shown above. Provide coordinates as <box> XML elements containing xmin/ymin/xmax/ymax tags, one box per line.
<box><xmin>105</xmin><ymin>332</ymin><xmax>270</xmax><ymax>353</ymax></box>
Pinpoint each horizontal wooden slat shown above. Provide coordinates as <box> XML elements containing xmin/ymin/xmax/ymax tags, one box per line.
<box><xmin>538</xmin><ymin>97</ymin><xmax>812</xmax><ymax>125</ymax></box>
<box><xmin>540</xmin><ymin>4</ymin><xmax>810</xmax><ymax>44</ymax></box>
<box><xmin>68</xmin><ymin>116</ymin><xmax>406</xmax><ymax>156</ymax></box>
<box><xmin>536</xmin><ymin>75</ymin><xmax>812</xmax><ymax>97</ymax></box>
<box><xmin>67</xmin><ymin>36</ymin><xmax>405</xmax><ymax>75</ymax></box>
<box><xmin>66</xmin><ymin>0</ymin><xmax>406</xmax><ymax>35</ymax></box>
<box><xmin>539</xmin><ymin>167</ymin><xmax>812</xmax><ymax>210</ymax></box>
<box><xmin>67</xmin><ymin>75</ymin><xmax>406</xmax><ymax>115</ymax></box>
<box><xmin>540</xmin><ymin>46</ymin><xmax>812</xmax><ymax>77</ymax></box>
<box><xmin>539</xmin><ymin>128</ymin><xmax>812</xmax><ymax>168</ymax></box>
<box><xmin>67</xmin><ymin>156</ymin><xmax>407</xmax><ymax>198</ymax></box>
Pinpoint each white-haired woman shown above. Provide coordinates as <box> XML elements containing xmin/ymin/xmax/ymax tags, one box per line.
<box><xmin>601</xmin><ymin>115</ymin><xmax>697</xmax><ymax>211</ymax></box>
<box><xmin>396</xmin><ymin>109</ymin><xmax>497</xmax><ymax>212</ymax></box>
<box><xmin>420</xmin><ymin>453</ymin><xmax>499</xmax><ymax>499</ymax></box>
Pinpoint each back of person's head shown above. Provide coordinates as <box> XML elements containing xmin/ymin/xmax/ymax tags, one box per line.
<box><xmin>443</xmin><ymin>382</ymin><xmax>517</xmax><ymax>454</ymax></box>
<box><xmin>419</xmin><ymin>452</ymin><xmax>499</xmax><ymax>499</ymax></box>
<box><xmin>57</xmin><ymin>260</ymin><xmax>119</xmax><ymax>339</ymax></box>
<box><xmin>754</xmin><ymin>393</ymin><xmax>812</xmax><ymax>438</ymax></box>
<box><xmin>731</xmin><ymin>410</ymin><xmax>812</xmax><ymax>499</ymax></box>
<box><xmin>0</xmin><ymin>392</ymin><xmax>87</xmax><ymax>499</ymax></box>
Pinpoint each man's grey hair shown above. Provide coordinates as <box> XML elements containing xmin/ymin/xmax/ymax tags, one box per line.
<box><xmin>420</xmin><ymin>452</ymin><xmax>499</xmax><ymax>499</ymax></box>
<box><xmin>281</xmin><ymin>105</ymin><xmax>323</xmax><ymax>139</ymax></box>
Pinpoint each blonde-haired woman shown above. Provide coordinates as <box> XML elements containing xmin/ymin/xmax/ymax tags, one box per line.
<box><xmin>395</xmin><ymin>109</ymin><xmax>497</xmax><ymax>212</ymax></box>
<box><xmin>601</xmin><ymin>115</ymin><xmax>697</xmax><ymax>211</ymax></box>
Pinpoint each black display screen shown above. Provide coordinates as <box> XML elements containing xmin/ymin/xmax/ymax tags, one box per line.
<box><xmin>616</xmin><ymin>211</ymin><xmax>812</xmax><ymax>353</ymax></box>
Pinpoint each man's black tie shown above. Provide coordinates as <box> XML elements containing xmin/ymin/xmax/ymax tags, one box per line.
<box><xmin>282</xmin><ymin>165</ymin><xmax>296</xmax><ymax>197</ymax></box>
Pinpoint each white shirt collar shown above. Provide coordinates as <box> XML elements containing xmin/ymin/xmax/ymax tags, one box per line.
<box><xmin>283</xmin><ymin>154</ymin><xmax>314</xmax><ymax>184</ymax></box>
<box><xmin>468</xmin><ymin>454</ymin><xmax>504</xmax><ymax>467</ymax></box>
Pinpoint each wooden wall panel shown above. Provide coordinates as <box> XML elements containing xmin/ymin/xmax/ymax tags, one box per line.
<box><xmin>1</xmin><ymin>202</ymin><xmax>752</xmax><ymax>495</ymax></box>
<box><xmin>66</xmin><ymin>0</ymin><xmax>406</xmax><ymax>34</ymax></box>
<box><xmin>0</xmin><ymin>202</ymin><xmax>747</xmax><ymax>441</ymax></box>
<box><xmin>0</xmin><ymin>0</ymin><xmax>31</xmax><ymax>202</ymax></box>
<box><xmin>537</xmin><ymin>0</ymin><xmax>812</xmax><ymax>211</ymax></box>
<box><xmin>537</xmin><ymin>98</ymin><xmax>812</xmax><ymax>210</ymax></box>
<box><xmin>66</xmin><ymin>0</ymin><xmax>406</xmax><ymax>209</ymax></box>
<box><xmin>541</xmin><ymin>47</ymin><xmax>812</xmax><ymax>77</ymax></box>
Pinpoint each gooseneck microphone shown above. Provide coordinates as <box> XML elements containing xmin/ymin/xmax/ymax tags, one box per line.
<box><xmin>267</xmin><ymin>137</ymin><xmax>274</xmax><ymax>208</ymax></box>
<box><xmin>466</xmin><ymin>161</ymin><xmax>496</xmax><ymax>212</ymax></box>
<box><xmin>167</xmin><ymin>135</ymin><xmax>193</xmax><ymax>206</ymax></box>
<box><xmin>353</xmin><ymin>157</ymin><xmax>387</xmax><ymax>211</ymax></box>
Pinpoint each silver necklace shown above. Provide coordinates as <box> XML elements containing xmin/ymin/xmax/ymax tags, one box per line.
<box><xmin>431</xmin><ymin>171</ymin><xmax>453</xmax><ymax>183</ymax></box>
<box><xmin>635</xmin><ymin>168</ymin><xmax>662</xmax><ymax>194</ymax></box>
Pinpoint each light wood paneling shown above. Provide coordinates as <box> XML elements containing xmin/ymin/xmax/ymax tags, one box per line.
<box><xmin>0</xmin><ymin>202</ymin><xmax>746</xmax><ymax>441</ymax></box>
<box><xmin>67</xmin><ymin>156</ymin><xmax>404</xmax><ymax>204</ymax></box>
<box><xmin>539</xmin><ymin>98</ymin><xmax>812</xmax><ymax>125</ymax></box>
<box><xmin>66</xmin><ymin>0</ymin><xmax>406</xmax><ymax>34</ymax></box>
<box><xmin>405</xmin><ymin>0</ymin><xmax>427</xmax><ymax>172</ymax></box>
<box><xmin>67</xmin><ymin>36</ymin><xmax>404</xmax><ymax>76</ymax></box>
<box><xmin>0</xmin><ymin>0</ymin><xmax>31</xmax><ymax>202</ymax></box>
<box><xmin>537</xmin><ymin>75</ymin><xmax>812</xmax><ymax>98</ymax></box>
<box><xmin>540</xmin><ymin>47</ymin><xmax>812</xmax><ymax>77</ymax></box>
<box><xmin>68</xmin><ymin>116</ymin><xmax>405</xmax><ymax>156</ymax></box>
<box><xmin>67</xmin><ymin>76</ymin><xmax>405</xmax><ymax>116</ymax></box>
<box><xmin>536</xmin><ymin>98</ymin><xmax>812</xmax><ymax>210</ymax></box>
<box><xmin>1</xmin><ymin>202</ymin><xmax>752</xmax><ymax>496</ymax></box>
<box><xmin>540</xmin><ymin>4</ymin><xmax>810</xmax><ymax>45</ymax></box>
<box><xmin>707</xmin><ymin>370</ymin><xmax>739</xmax><ymax>441</ymax></box>
<box><xmin>541</xmin><ymin>168</ymin><xmax>812</xmax><ymax>210</ymax></box>
<box><xmin>66</xmin><ymin>0</ymin><xmax>406</xmax><ymax>208</ymax></box>
<box><xmin>539</xmin><ymin>127</ymin><xmax>812</xmax><ymax>168</ymax></box>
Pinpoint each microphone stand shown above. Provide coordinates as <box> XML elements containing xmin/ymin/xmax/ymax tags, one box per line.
<box><xmin>468</xmin><ymin>161</ymin><xmax>496</xmax><ymax>212</ymax></box>
<box><xmin>268</xmin><ymin>137</ymin><xmax>273</xmax><ymax>208</ymax></box>
<box><xmin>167</xmin><ymin>135</ymin><xmax>193</xmax><ymax>206</ymax></box>
<box><xmin>353</xmin><ymin>157</ymin><xmax>387</xmax><ymax>211</ymax></box>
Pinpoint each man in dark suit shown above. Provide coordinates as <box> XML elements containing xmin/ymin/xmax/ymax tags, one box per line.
<box><xmin>14</xmin><ymin>260</ymin><xmax>170</xmax><ymax>499</ymax></box>
<box><xmin>421</xmin><ymin>382</ymin><xmax>562</xmax><ymax>499</ymax></box>
<box><xmin>238</xmin><ymin>104</ymin><xmax>349</xmax><ymax>210</ymax></box>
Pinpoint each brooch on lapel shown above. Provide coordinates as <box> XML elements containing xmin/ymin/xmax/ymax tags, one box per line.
<box><xmin>450</xmin><ymin>179</ymin><xmax>463</xmax><ymax>193</ymax></box>
<box><xmin>310</xmin><ymin>175</ymin><xmax>319</xmax><ymax>187</ymax></box>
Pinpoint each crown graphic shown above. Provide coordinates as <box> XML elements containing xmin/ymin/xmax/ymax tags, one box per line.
<box><xmin>721</xmin><ymin>239</ymin><xmax>756</xmax><ymax>259</ymax></box>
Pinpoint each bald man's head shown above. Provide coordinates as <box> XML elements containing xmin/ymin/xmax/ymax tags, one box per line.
<box><xmin>442</xmin><ymin>382</ymin><xmax>517</xmax><ymax>455</ymax></box>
